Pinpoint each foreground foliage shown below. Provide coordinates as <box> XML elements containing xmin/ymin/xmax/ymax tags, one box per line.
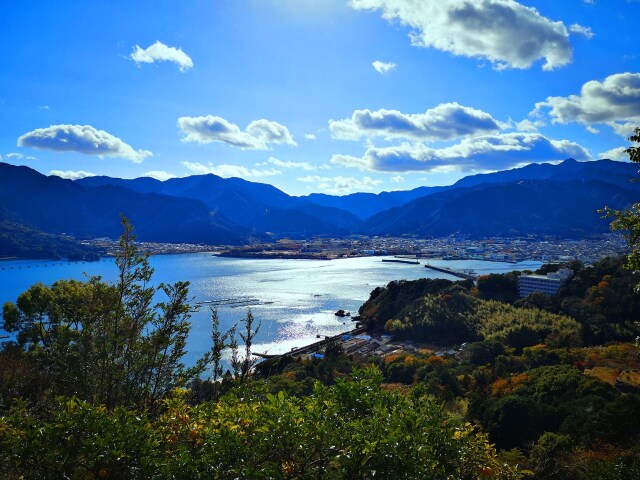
<box><xmin>2</xmin><ymin>202</ymin><xmax>640</xmax><ymax>479</ymax></box>
<box><xmin>0</xmin><ymin>367</ymin><xmax>524</xmax><ymax>480</ymax></box>
<box><xmin>1</xmin><ymin>217</ymin><xmax>206</xmax><ymax>411</ymax></box>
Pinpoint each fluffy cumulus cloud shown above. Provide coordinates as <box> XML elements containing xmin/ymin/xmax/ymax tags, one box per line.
<box><xmin>372</xmin><ymin>60</ymin><xmax>397</xmax><ymax>74</ymax></box>
<box><xmin>599</xmin><ymin>147</ymin><xmax>629</xmax><ymax>161</ymax></box>
<box><xmin>304</xmin><ymin>133</ymin><xmax>317</xmax><ymax>140</ymax></box>
<box><xmin>533</xmin><ymin>72</ymin><xmax>640</xmax><ymax>135</ymax></box>
<box><xmin>178</xmin><ymin>116</ymin><xmax>296</xmax><ymax>150</ymax></box>
<box><xmin>182</xmin><ymin>161</ymin><xmax>282</xmax><ymax>178</ymax></box>
<box><xmin>17</xmin><ymin>125</ymin><xmax>152</xmax><ymax>163</ymax></box>
<box><xmin>330</xmin><ymin>103</ymin><xmax>503</xmax><ymax>142</ymax></box>
<box><xmin>297</xmin><ymin>175</ymin><xmax>383</xmax><ymax>195</ymax></box>
<box><xmin>569</xmin><ymin>23</ymin><xmax>594</xmax><ymax>39</ymax></box>
<box><xmin>515</xmin><ymin>119</ymin><xmax>545</xmax><ymax>132</ymax></box>
<box><xmin>390</xmin><ymin>175</ymin><xmax>404</xmax><ymax>183</ymax></box>
<box><xmin>144</xmin><ymin>170</ymin><xmax>176</xmax><ymax>181</ymax></box>
<box><xmin>130</xmin><ymin>41</ymin><xmax>193</xmax><ymax>72</ymax></box>
<box><xmin>349</xmin><ymin>0</ymin><xmax>572</xmax><ymax>70</ymax></box>
<box><xmin>331</xmin><ymin>133</ymin><xmax>590</xmax><ymax>173</ymax></box>
<box><xmin>48</xmin><ymin>170</ymin><xmax>96</xmax><ymax>180</ymax></box>
<box><xmin>608</xmin><ymin>122</ymin><xmax>638</xmax><ymax>138</ymax></box>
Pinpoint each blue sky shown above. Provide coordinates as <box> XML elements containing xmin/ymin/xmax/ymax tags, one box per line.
<box><xmin>1</xmin><ymin>0</ymin><xmax>639</xmax><ymax>195</ymax></box>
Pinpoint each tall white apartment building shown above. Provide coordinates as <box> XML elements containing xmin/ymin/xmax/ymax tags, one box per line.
<box><xmin>518</xmin><ymin>269</ymin><xmax>573</xmax><ymax>298</ymax></box>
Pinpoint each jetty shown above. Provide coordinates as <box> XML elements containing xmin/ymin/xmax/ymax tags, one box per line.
<box><xmin>424</xmin><ymin>263</ymin><xmax>477</xmax><ymax>280</ymax></box>
<box><xmin>382</xmin><ymin>258</ymin><xmax>420</xmax><ymax>265</ymax></box>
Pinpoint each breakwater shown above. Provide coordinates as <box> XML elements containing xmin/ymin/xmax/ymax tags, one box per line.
<box><xmin>424</xmin><ymin>263</ymin><xmax>477</xmax><ymax>280</ymax></box>
<box><xmin>381</xmin><ymin>259</ymin><xmax>420</xmax><ymax>265</ymax></box>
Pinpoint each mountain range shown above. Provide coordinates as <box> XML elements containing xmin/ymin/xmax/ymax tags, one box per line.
<box><xmin>0</xmin><ymin>158</ymin><xmax>637</xmax><ymax>258</ymax></box>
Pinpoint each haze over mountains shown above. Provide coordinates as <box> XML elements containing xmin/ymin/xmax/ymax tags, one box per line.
<box><xmin>0</xmin><ymin>158</ymin><xmax>637</xmax><ymax>257</ymax></box>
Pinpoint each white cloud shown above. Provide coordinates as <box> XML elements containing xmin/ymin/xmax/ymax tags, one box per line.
<box><xmin>569</xmin><ymin>23</ymin><xmax>594</xmax><ymax>39</ymax></box>
<box><xmin>144</xmin><ymin>170</ymin><xmax>176</xmax><ymax>181</ymax></box>
<box><xmin>6</xmin><ymin>153</ymin><xmax>36</xmax><ymax>160</ymax></box>
<box><xmin>304</xmin><ymin>133</ymin><xmax>317</xmax><ymax>140</ymax></box>
<box><xmin>533</xmin><ymin>72</ymin><xmax>640</xmax><ymax>136</ymax></box>
<box><xmin>130</xmin><ymin>41</ymin><xmax>193</xmax><ymax>72</ymax></box>
<box><xmin>246</xmin><ymin>119</ymin><xmax>297</xmax><ymax>146</ymax></box>
<box><xmin>260</xmin><ymin>156</ymin><xmax>316</xmax><ymax>171</ymax></box>
<box><xmin>607</xmin><ymin>121</ymin><xmax>637</xmax><ymax>138</ymax></box>
<box><xmin>372</xmin><ymin>60</ymin><xmax>397</xmax><ymax>74</ymax></box>
<box><xmin>390</xmin><ymin>175</ymin><xmax>404</xmax><ymax>183</ymax></box>
<box><xmin>515</xmin><ymin>118</ymin><xmax>545</xmax><ymax>132</ymax></box>
<box><xmin>599</xmin><ymin>130</ymin><xmax>639</xmax><ymax>160</ymax></box>
<box><xmin>331</xmin><ymin>133</ymin><xmax>590</xmax><ymax>173</ymax></box>
<box><xmin>297</xmin><ymin>175</ymin><xmax>383</xmax><ymax>195</ymax></box>
<box><xmin>350</xmin><ymin>0</ymin><xmax>572</xmax><ymax>70</ymax></box>
<box><xmin>330</xmin><ymin>102</ymin><xmax>503</xmax><ymax>142</ymax></box>
<box><xmin>182</xmin><ymin>161</ymin><xmax>282</xmax><ymax>178</ymax></box>
<box><xmin>17</xmin><ymin>125</ymin><xmax>152</xmax><ymax>163</ymax></box>
<box><xmin>48</xmin><ymin>170</ymin><xmax>96</xmax><ymax>180</ymax></box>
<box><xmin>178</xmin><ymin>115</ymin><xmax>296</xmax><ymax>150</ymax></box>
<box><xmin>599</xmin><ymin>147</ymin><xmax>629</xmax><ymax>161</ymax></box>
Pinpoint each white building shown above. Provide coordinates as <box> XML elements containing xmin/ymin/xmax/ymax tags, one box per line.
<box><xmin>518</xmin><ymin>269</ymin><xmax>573</xmax><ymax>298</ymax></box>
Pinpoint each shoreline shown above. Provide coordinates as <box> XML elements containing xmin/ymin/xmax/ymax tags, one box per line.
<box><xmin>219</xmin><ymin>251</ymin><xmax>346</xmax><ymax>261</ymax></box>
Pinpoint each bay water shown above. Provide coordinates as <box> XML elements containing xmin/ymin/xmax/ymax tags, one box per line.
<box><xmin>0</xmin><ymin>253</ymin><xmax>542</xmax><ymax>366</ymax></box>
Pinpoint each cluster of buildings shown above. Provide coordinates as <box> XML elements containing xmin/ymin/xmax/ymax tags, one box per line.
<box><xmin>355</xmin><ymin>234</ymin><xmax>627</xmax><ymax>264</ymax></box>
<box><xmin>82</xmin><ymin>238</ymin><xmax>214</xmax><ymax>256</ymax></box>
<box><xmin>296</xmin><ymin>332</ymin><xmax>472</xmax><ymax>363</ymax></box>
<box><xmin>84</xmin><ymin>233</ymin><xmax>627</xmax><ymax>265</ymax></box>
<box><xmin>234</xmin><ymin>234</ymin><xmax>626</xmax><ymax>264</ymax></box>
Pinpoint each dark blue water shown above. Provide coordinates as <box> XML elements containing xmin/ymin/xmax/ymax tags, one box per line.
<box><xmin>0</xmin><ymin>254</ymin><xmax>541</xmax><ymax>365</ymax></box>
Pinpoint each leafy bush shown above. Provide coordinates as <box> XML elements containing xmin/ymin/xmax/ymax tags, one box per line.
<box><xmin>477</xmin><ymin>301</ymin><xmax>582</xmax><ymax>350</ymax></box>
<box><xmin>0</xmin><ymin>368</ymin><xmax>525</xmax><ymax>480</ymax></box>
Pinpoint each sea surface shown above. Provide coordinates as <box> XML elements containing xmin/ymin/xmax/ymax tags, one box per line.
<box><xmin>0</xmin><ymin>254</ymin><xmax>542</xmax><ymax>366</ymax></box>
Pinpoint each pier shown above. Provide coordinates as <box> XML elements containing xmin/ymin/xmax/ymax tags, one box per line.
<box><xmin>424</xmin><ymin>263</ymin><xmax>477</xmax><ymax>280</ymax></box>
<box><xmin>381</xmin><ymin>258</ymin><xmax>420</xmax><ymax>265</ymax></box>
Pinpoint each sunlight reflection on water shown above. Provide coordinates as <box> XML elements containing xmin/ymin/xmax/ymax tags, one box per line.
<box><xmin>0</xmin><ymin>253</ymin><xmax>542</xmax><ymax>366</ymax></box>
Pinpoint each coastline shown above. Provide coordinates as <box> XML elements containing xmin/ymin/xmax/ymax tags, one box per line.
<box><xmin>219</xmin><ymin>251</ymin><xmax>343</xmax><ymax>260</ymax></box>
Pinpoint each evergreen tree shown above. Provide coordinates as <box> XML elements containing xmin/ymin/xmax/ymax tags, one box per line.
<box><xmin>2</xmin><ymin>216</ymin><xmax>206</xmax><ymax>410</ymax></box>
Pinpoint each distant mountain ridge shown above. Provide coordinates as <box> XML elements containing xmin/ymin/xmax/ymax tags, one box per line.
<box><xmin>78</xmin><ymin>174</ymin><xmax>362</xmax><ymax>236</ymax></box>
<box><xmin>0</xmin><ymin>158</ymin><xmax>637</xmax><ymax>258</ymax></box>
<box><xmin>302</xmin><ymin>158</ymin><xmax>639</xmax><ymax>219</ymax></box>
<box><xmin>303</xmin><ymin>186</ymin><xmax>449</xmax><ymax>220</ymax></box>
<box><xmin>361</xmin><ymin>177</ymin><xmax>639</xmax><ymax>238</ymax></box>
<box><xmin>0</xmin><ymin>163</ymin><xmax>245</xmax><ymax>246</ymax></box>
<box><xmin>452</xmin><ymin>158</ymin><xmax>639</xmax><ymax>189</ymax></box>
